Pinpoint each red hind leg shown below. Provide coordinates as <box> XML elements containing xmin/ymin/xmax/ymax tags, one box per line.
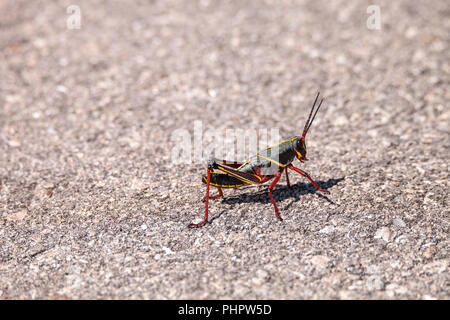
<box><xmin>268</xmin><ymin>171</ymin><xmax>283</xmax><ymax>221</ymax></box>
<box><xmin>210</xmin><ymin>188</ymin><xmax>223</xmax><ymax>200</ymax></box>
<box><xmin>189</xmin><ymin>168</ymin><xmax>212</xmax><ymax>228</ymax></box>
<box><xmin>203</xmin><ymin>185</ymin><xmax>223</xmax><ymax>202</ymax></box>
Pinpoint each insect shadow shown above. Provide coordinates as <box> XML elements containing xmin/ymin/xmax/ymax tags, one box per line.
<box><xmin>221</xmin><ymin>177</ymin><xmax>344</xmax><ymax>207</ymax></box>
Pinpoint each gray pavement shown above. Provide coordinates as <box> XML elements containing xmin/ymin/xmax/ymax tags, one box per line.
<box><xmin>0</xmin><ymin>0</ymin><xmax>448</xmax><ymax>299</ymax></box>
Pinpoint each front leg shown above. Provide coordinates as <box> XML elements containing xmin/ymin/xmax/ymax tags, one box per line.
<box><xmin>287</xmin><ymin>164</ymin><xmax>329</xmax><ymax>194</ymax></box>
<box><xmin>285</xmin><ymin>168</ymin><xmax>291</xmax><ymax>189</ymax></box>
<box><xmin>268</xmin><ymin>171</ymin><xmax>283</xmax><ymax>221</ymax></box>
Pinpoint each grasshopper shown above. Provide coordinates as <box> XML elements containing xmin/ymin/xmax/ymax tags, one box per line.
<box><xmin>189</xmin><ymin>92</ymin><xmax>330</xmax><ymax>228</ymax></box>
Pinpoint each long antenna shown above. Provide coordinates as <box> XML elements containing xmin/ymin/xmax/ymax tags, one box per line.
<box><xmin>306</xmin><ymin>97</ymin><xmax>324</xmax><ymax>134</ymax></box>
<box><xmin>302</xmin><ymin>91</ymin><xmax>320</xmax><ymax>137</ymax></box>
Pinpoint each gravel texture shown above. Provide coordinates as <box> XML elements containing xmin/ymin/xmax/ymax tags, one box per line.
<box><xmin>0</xmin><ymin>0</ymin><xmax>449</xmax><ymax>299</ymax></box>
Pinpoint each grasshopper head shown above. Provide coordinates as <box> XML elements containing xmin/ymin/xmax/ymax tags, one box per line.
<box><xmin>297</xmin><ymin>92</ymin><xmax>324</xmax><ymax>162</ymax></box>
<box><xmin>294</xmin><ymin>137</ymin><xmax>307</xmax><ymax>162</ymax></box>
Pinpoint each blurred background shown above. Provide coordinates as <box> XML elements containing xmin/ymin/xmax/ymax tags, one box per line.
<box><xmin>0</xmin><ymin>0</ymin><xmax>448</xmax><ymax>299</ymax></box>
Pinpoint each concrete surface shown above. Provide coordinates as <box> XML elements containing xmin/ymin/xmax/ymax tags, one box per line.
<box><xmin>0</xmin><ymin>0</ymin><xmax>448</xmax><ymax>299</ymax></box>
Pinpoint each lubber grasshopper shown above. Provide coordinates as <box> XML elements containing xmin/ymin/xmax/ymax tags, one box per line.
<box><xmin>189</xmin><ymin>92</ymin><xmax>330</xmax><ymax>228</ymax></box>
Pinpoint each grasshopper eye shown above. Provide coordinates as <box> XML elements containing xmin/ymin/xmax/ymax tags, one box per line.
<box><xmin>296</xmin><ymin>139</ymin><xmax>306</xmax><ymax>157</ymax></box>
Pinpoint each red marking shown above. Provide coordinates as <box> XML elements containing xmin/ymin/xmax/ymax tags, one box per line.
<box><xmin>268</xmin><ymin>171</ymin><xmax>283</xmax><ymax>221</ymax></box>
<box><xmin>285</xmin><ymin>169</ymin><xmax>291</xmax><ymax>188</ymax></box>
<box><xmin>210</xmin><ymin>188</ymin><xmax>223</xmax><ymax>200</ymax></box>
<box><xmin>253</xmin><ymin>167</ymin><xmax>274</xmax><ymax>184</ymax></box>
<box><xmin>221</xmin><ymin>161</ymin><xmax>243</xmax><ymax>169</ymax></box>
<box><xmin>189</xmin><ymin>168</ymin><xmax>212</xmax><ymax>228</ymax></box>
<box><xmin>287</xmin><ymin>164</ymin><xmax>329</xmax><ymax>194</ymax></box>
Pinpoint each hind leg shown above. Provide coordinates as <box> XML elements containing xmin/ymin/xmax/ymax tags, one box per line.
<box><xmin>202</xmin><ymin>176</ymin><xmax>223</xmax><ymax>202</ymax></box>
<box><xmin>201</xmin><ymin>158</ymin><xmax>224</xmax><ymax>201</ymax></box>
<box><xmin>204</xmin><ymin>187</ymin><xmax>223</xmax><ymax>201</ymax></box>
<box><xmin>189</xmin><ymin>167</ymin><xmax>213</xmax><ymax>228</ymax></box>
<box><xmin>268</xmin><ymin>171</ymin><xmax>283</xmax><ymax>221</ymax></box>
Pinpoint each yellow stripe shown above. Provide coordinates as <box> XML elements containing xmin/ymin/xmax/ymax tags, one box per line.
<box><xmin>237</xmin><ymin>160</ymin><xmax>250</xmax><ymax>170</ymax></box>
<box><xmin>256</xmin><ymin>153</ymin><xmax>287</xmax><ymax>167</ymax></box>
<box><xmin>217</xmin><ymin>165</ymin><xmax>261</xmax><ymax>184</ymax></box>
<box><xmin>234</xmin><ymin>137</ymin><xmax>299</xmax><ymax>170</ymax></box>
<box><xmin>210</xmin><ymin>182</ymin><xmax>245</xmax><ymax>188</ymax></box>
<box><xmin>202</xmin><ymin>174</ymin><xmax>248</xmax><ymax>188</ymax></box>
<box><xmin>261</xmin><ymin>137</ymin><xmax>298</xmax><ymax>151</ymax></box>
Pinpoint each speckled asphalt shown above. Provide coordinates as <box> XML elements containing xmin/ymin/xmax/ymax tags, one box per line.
<box><xmin>0</xmin><ymin>0</ymin><xmax>448</xmax><ymax>299</ymax></box>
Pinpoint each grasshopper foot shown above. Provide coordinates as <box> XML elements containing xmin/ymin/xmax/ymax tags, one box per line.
<box><xmin>318</xmin><ymin>188</ymin><xmax>330</xmax><ymax>195</ymax></box>
<box><xmin>188</xmin><ymin>220</ymin><xmax>208</xmax><ymax>228</ymax></box>
<box><xmin>275</xmin><ymin>211</ymin><xmax>283</xmax><ymax>221</ymax></box>
<box><xmin>202</xmin><ymin>194</ymin><xmax>222</xmax><ymax>202</ymax></box>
